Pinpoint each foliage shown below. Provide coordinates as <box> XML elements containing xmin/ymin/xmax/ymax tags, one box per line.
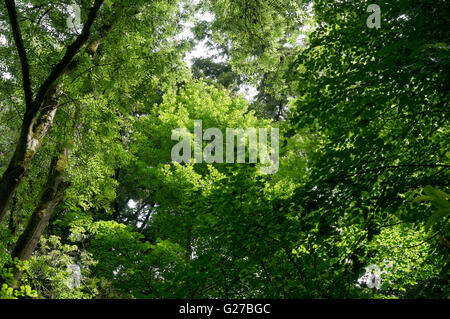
<box><xmin>0</xmin><ymin>0</ymin><xmax>448</xmax><ymax>299</ymax></box>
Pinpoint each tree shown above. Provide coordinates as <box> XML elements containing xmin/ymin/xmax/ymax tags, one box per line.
<box><xmin>0</xmin><ymin>0</ymin><xmax>448</xmax><ymax>299</ymax></box>
<box><xmin>290</xmin><ymin>0</ymin><xmax>449</xmax><ymax>297</ymax></box>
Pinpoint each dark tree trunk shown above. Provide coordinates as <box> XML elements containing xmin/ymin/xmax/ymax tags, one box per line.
<box><xmin>9</xmin><ymin>148</ymin><xmax>69</xmax><ymax>283</ymax></box>
<box><xmin>0</xmin><ymin>0</ymin><xmax>105</xmax><ymax>224</ymax></box>
<box><xmin>0</xmin><ymin>88</ymin><xmax>60</xmax><ymax>223</ymax></box>
<box><xmin>8</xmin><ymin>195</ymin><xmax>17</xmax><ymax>235</ymax></box>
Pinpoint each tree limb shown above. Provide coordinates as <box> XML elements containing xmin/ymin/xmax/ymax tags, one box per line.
<box><xmin>31</xmin><ymin>0</ymin><xmax>105</xmax><ymax>117</ymax></box>
<box><xmin>4</xmin><ymin>0</ymin><xmax>33</xmax><ymax>109</ymax></box>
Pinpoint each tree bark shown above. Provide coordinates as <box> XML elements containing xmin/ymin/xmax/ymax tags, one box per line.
<box><xmin>0</xmin><ymin>0</ymin><xmax>105</xmax><ymax>223</ymax></box>
<box><xmin>8</xmin><ymin>195</ymin><xmax>17</xmax><ymax>235</ymax></box>
<box><xmin>9</xmin><ymin>148</ymin><xmax>69</xmax><ymax>283</ymax></box>
<box><xmin>0</xmin><ymin>87</ymin><xmax>60</xmax><ymax>223</ymax></box>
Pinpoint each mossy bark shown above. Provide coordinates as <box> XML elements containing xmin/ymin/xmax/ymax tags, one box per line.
<box><xmin>0</xmin><ymin>0</ymin><xmax>106</xmax><ymax>224</ymax></box>
<box><xmin>10</xmin><ymin>148</ymin><xmax>69</xmax><ymax>282</ymax></box>
<box><xmin>0</xmin><ymin>87</ymin><xmax>60</xmax><ymax>223</ymax></box>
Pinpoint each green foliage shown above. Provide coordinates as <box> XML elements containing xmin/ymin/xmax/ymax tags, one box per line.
<box><xmin>414</xmin><ymin>186</ymin><xmax>450</xmax><ymax>231</ymax></box>
<box><xmin>0</xmin><ymin>0</ymin><xmax>448</xmax><ymax>300</ymax></box>
<box><xmin>21</xmin><ymin>235</ymin><xmax>98</xmax><ymax>299</ymax></box>
<box><xmin>0</xmin><ymin>257</ymin><xmax>37</xmax><ymax>299</ymax></box>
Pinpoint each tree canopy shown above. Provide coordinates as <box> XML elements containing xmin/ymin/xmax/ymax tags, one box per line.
<box><xmin>0</xmin><ymin>0</ymin><xmax>448</xmax><ymax>299</ymax></box>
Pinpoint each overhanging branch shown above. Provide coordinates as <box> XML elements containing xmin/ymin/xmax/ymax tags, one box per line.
<box><xmin>32</xmin><ymin>0</ymin><xmax>105</xmax><ymax>116</ymax></box>
<box><xmin>4</xmin><ymin>0</ymin><xmax>33</xmax><ymax>110</ymax></box>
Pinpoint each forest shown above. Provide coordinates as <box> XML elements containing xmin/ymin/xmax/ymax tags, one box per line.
<box><xmin>0</xmin><ymin>0</ymin><xmax>448</xmax><ymax>299</ymax></box>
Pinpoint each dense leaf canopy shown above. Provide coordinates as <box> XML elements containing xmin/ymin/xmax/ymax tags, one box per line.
<box><xmin>0</xmin><ymin>0</ymin><xmax>448</xmax><ymax>299</ymax></box>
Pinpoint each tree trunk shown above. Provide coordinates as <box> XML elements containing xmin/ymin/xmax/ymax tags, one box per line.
<box><xmin>0</xmin><ymin>85</ymin><xmax>62</xmax><ymax>223</ymax></box>
<box><xmin>9</xmin><ymin>148</ymin><xmax>69</xmax><ymax>283</ymax></box>
<box><xmin>0</xmin><ymin>0</ymin><xmax>105</xmax><ymax>224</ymax></box>
<box><xmin>8</xmin><ymin>195</ymin><xmax>17</xmax><ymax>235</ymax></box>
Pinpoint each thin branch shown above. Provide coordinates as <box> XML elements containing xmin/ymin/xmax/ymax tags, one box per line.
<box><xmin>402</xmin><ymin>230</ymin><xmax>443</xmax><ymax>249</ymax></box>
<box><xmin>346</xmin><ymin>164</ymin><xmax>450</xmax><ymax>178</ymax></box>
<box><xmin>32</xmin><ymin>0</ymin><xmax>105</xmax><ymax>117</ymax></box>
<box><xmin>36</xmin><ymin>7</ymin><xmax>52</xmax><ymax>26</ymax></box>
<box><xmin>4</xmin><ymin>0</ymin><xmax>33</xmax><ymax>109</ymax></box>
